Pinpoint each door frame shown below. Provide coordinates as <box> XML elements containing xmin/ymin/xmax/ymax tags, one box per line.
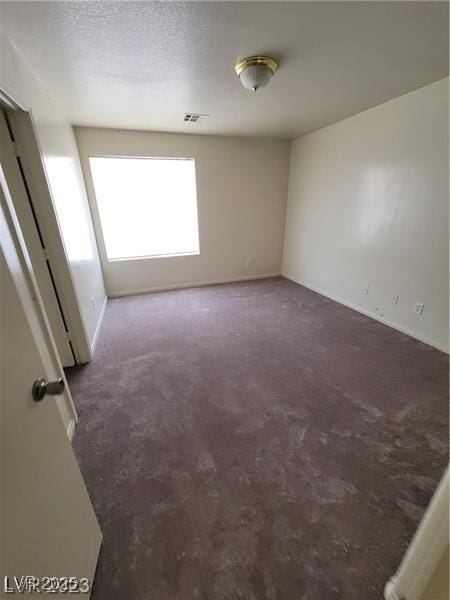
<box><xmin>0</xmin><ymin>86</ymin><xmax>92</xmax><ymax>365</ymax></box>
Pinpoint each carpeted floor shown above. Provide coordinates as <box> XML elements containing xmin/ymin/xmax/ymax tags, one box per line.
<box><xmin>66</xmin><ymin>277</ymin><xmax>448</xmax><ymax>600</ymax></box>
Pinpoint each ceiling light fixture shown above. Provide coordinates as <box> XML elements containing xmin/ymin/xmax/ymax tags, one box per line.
<box><xmin>234</xmin><ymin>55</ymin><xmax>278</xmax><ymax>92</ymax></box>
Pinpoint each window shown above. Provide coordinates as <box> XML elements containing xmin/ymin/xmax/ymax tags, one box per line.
<box><xmin>89</xmin><ymin>157</ymin><xmax>200</xmax><ymax>260</ymax></box>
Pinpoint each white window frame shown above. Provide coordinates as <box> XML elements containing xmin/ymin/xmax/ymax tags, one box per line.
<box><xmin>87</xmin><ymin>155</ymin><xmax>201</xmax><ymax>263</ymax></box>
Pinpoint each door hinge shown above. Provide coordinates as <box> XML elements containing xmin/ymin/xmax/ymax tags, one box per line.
<box><xmin>65</xmin><ymin>330</ymin><xmax>72</xmax><ymax>342</ymax></box>
<box><xmin>12</xmin><ymin>141</ymin><xmax>20</xmax><ymax>157</ymax></box>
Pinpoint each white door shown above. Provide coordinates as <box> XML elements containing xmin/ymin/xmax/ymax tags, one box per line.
<box><xmin>0</xmin><ymin>110</ymin><xmax>75</xmax><ymax>368</ymax></box>
<box><xmin>0</xmin><ymin>164</ymin><xmax>101</xmax><ymax>595</ymax></box>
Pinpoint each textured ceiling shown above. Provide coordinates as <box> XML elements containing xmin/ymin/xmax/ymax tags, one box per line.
<box><xmin>0</xmin><ymin>1</ymin><xmax>448</xmax><ymax>139</ymax></box>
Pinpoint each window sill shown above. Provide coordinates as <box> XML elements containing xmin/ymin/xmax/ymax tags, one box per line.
<box><xmin>107</xmin><ymin>251</ymin><xmax>200</xmax><ymax>263</ymax></box>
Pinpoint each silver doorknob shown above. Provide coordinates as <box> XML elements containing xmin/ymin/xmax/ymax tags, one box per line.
<box><xmin>32</xmin><ymin>377</ymin><xmax>65</xmax><ymax>401</ymax></box>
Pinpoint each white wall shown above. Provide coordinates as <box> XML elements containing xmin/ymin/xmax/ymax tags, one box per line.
<box><xmin>283</xmin><ymin>79</ymin><xmax>449</xmax><ymax>352</ymax></box>
<box><xmin>0</xmin><ymin>32</ymin><xmax>106</xmax><ymax>355</ymax></box>
<box><xmin>75</xmin><ymin>127</ymin><xmax>290</xmax><ymax>297</ymax></box>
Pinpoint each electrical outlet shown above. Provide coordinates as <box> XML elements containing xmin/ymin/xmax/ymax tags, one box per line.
<box><xmin>364</xmin><ymin>285</ymin><xmax>370</xmax><ymax>295</ymax></box>
<box><xmin>393</xmin><ymin>295</ymin><xmax>399</xmax><ymax>306</ymax></box>
<box><xmin>246</xmin><ymin>258</ymin><xmax>252</xmax><ymax>268</ymax></box>
<box><xmin>414</xmin><ymin>302</ymin><xmax>424</xmax><ymax>315</ymax></box>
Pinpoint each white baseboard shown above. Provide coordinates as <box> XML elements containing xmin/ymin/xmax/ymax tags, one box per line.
<box><xmin>90</xmin><ymin>295</ymin><xmax>108</xmax><ymax>355</ymax></box>
<box><xmin>283</xmin><ymin>273</ymin><xmax>448</xmax><ymax>353</ymax></box>
<box><xmin>67</xmin><ymin>418</ymin><xmax>76</xmax><ymax>442</ymax></box>
<box><xmin>384</xmin><ymin>579</ymin><xmax>401</xmax><ymax>600</ymax></box>
<box><xmin>108</xmin><ymin>272</ymin><xmax>281</xmax><ymax>298</ymax></box>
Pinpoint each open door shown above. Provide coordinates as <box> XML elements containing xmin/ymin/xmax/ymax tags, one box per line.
<box><xmin>0</xmin><ymin>162</ymin><xmax>101</xmax><ymax>593</ymax></box>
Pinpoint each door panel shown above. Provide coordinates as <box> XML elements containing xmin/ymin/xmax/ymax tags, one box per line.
<box><xmin>0</xmin><ymin>168</ymin><xmax>101</xmax><ymax>594</ymax></box>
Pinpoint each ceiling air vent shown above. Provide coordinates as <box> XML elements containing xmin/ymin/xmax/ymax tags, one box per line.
<box><xmin>184</xmin><ymin>113</ymin><xmax>210</xmax><ymax>123</ymax></box>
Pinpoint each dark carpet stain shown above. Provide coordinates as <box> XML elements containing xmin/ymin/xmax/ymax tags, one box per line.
<box><xmin>66</xmin><ymin>277</ymin><xmax>449</xmax><ymax>600</ymax></box>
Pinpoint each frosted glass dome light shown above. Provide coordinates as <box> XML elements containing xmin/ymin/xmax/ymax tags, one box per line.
<box><xmin>235</xmin><ymin>56</ymin><xmax>278</xmax><ymax>92</ymax></box>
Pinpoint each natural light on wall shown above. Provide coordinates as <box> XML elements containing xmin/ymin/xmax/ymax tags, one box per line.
<box><xmin>89</xmin><ymin>157</ymin><xmax>200</xmax><ymax>260</ymax></box>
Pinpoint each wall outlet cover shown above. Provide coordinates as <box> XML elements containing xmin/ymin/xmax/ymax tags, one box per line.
<box><xmin>414</xmin><ymin>302</ymin><xmax>424</xmax><ymax>315</ymax></box>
